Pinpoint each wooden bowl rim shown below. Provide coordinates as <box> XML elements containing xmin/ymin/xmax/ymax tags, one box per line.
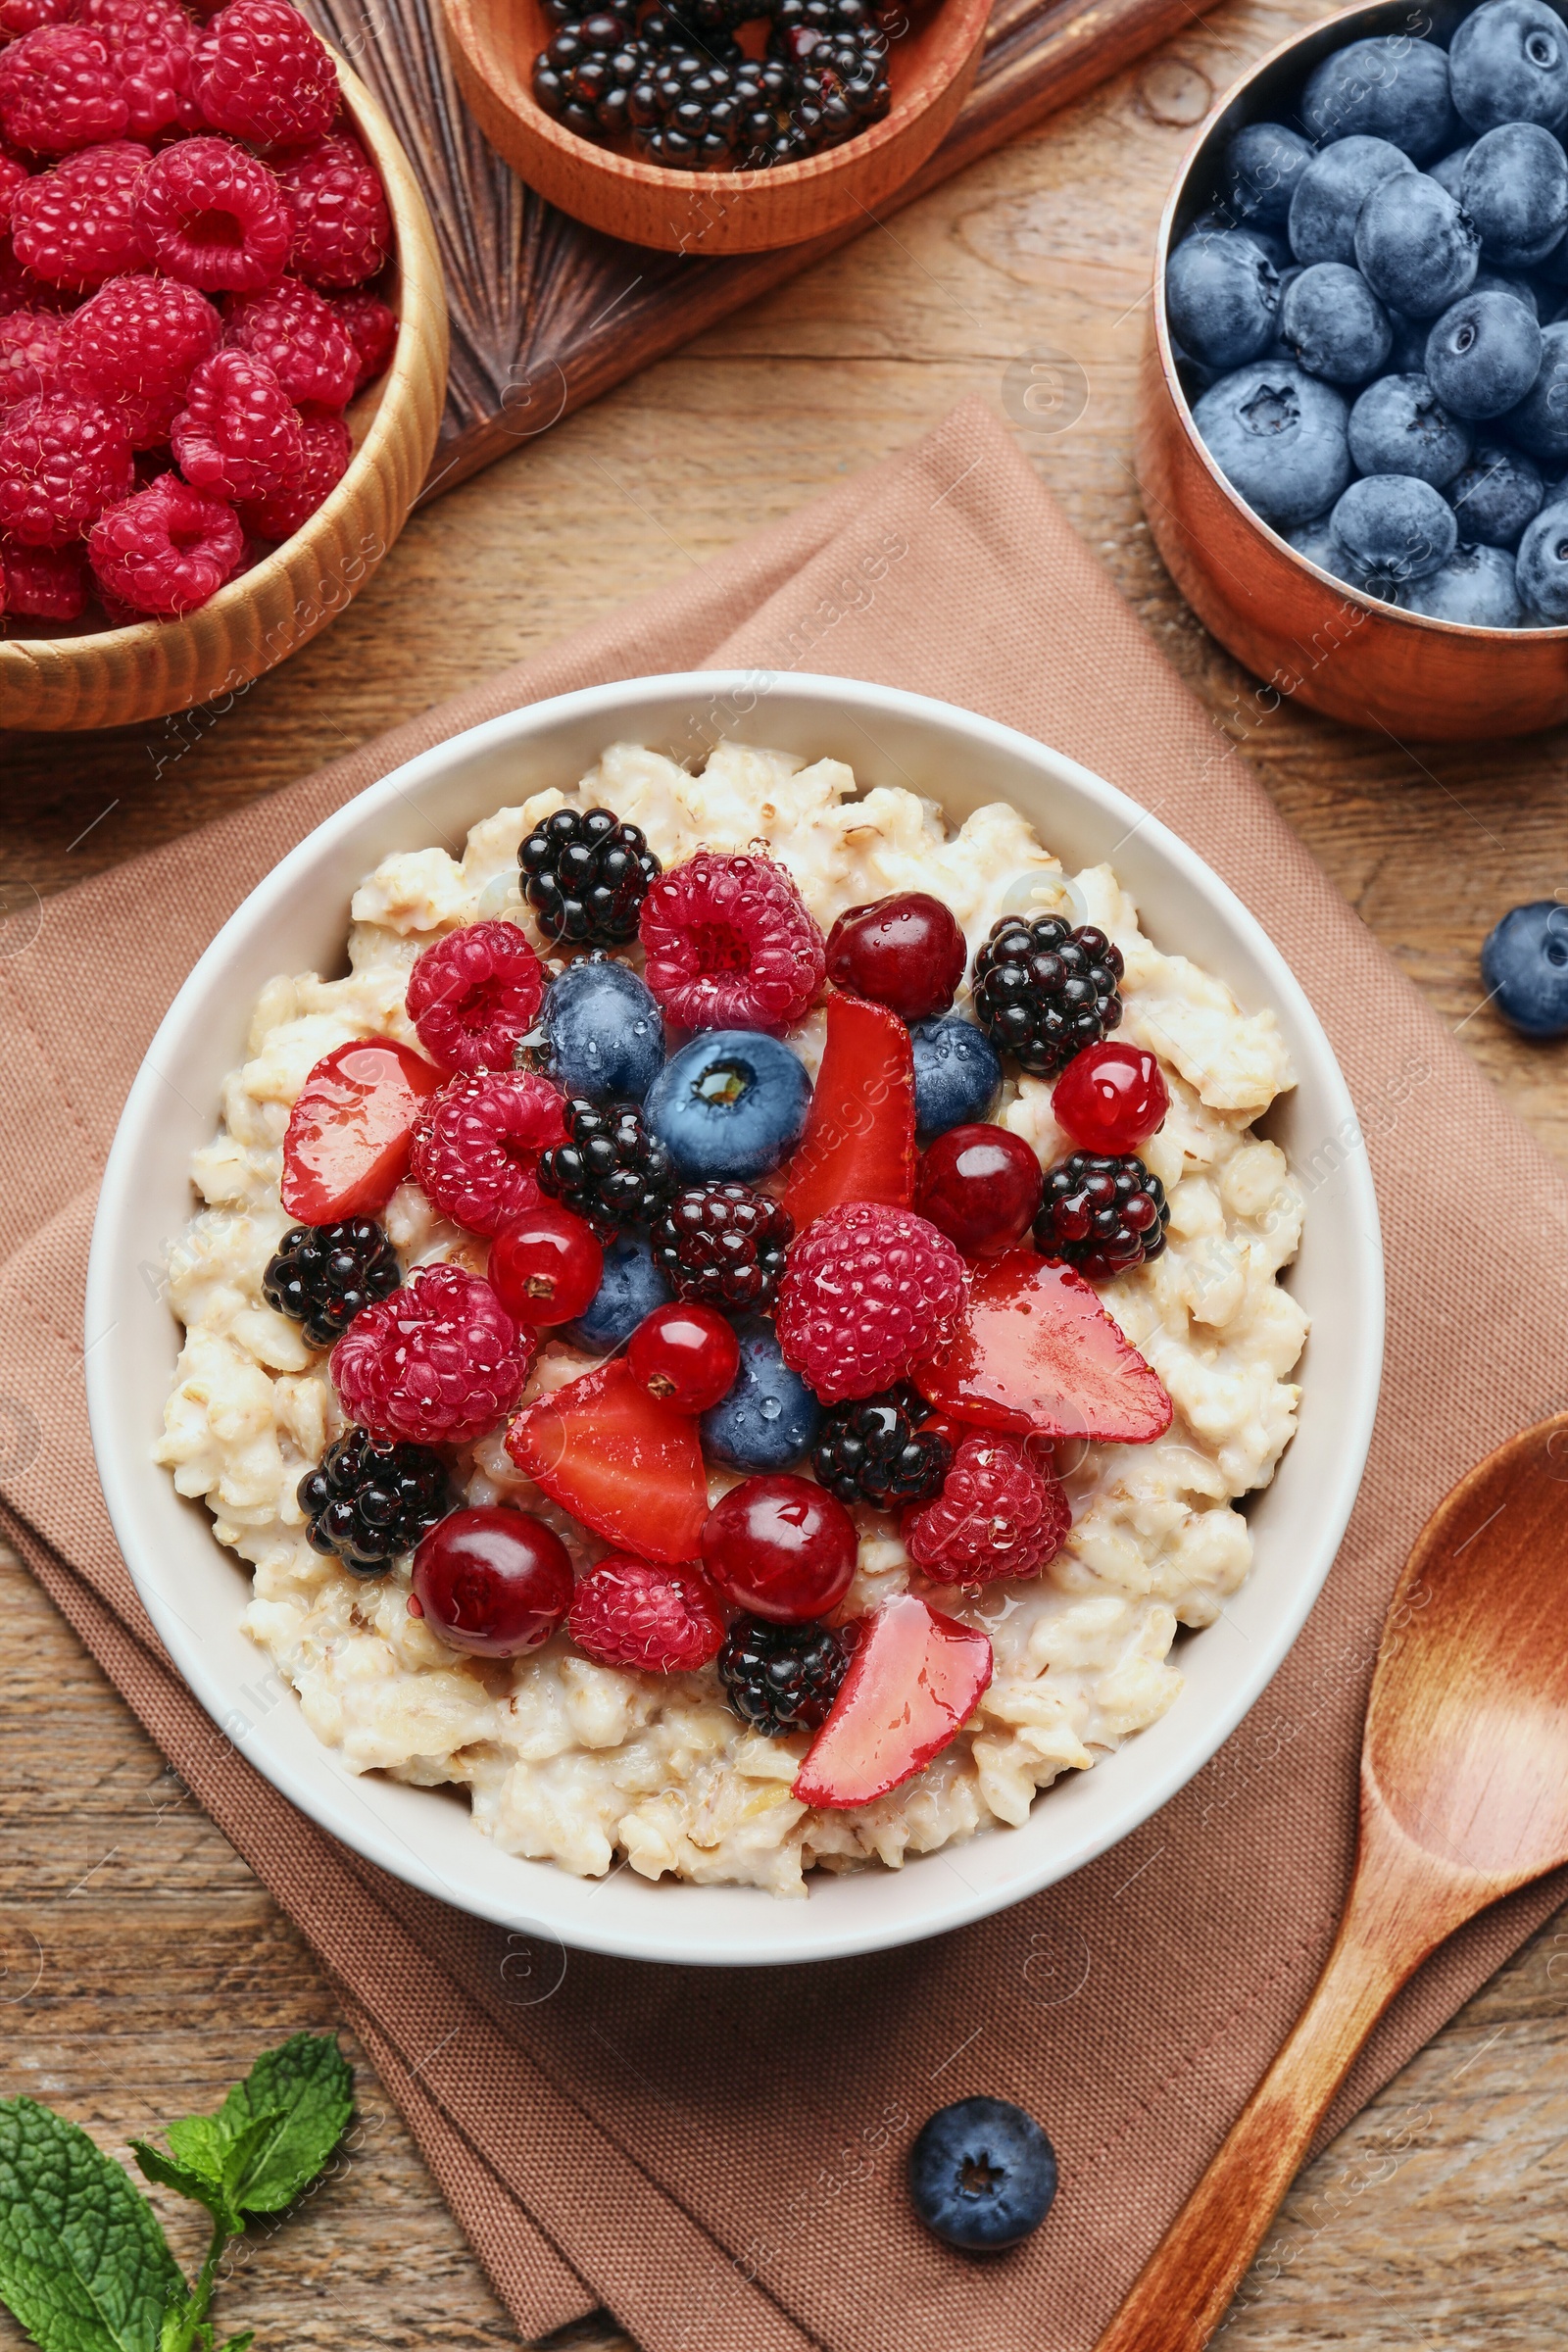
<box><xmin>1152</xmin><ymin>0</ymin><xmax>1568</xmax><ymax>646</ymax></box>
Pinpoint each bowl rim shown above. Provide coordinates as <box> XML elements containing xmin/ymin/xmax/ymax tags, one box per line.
<box><xmin>85</xmin><ymin>668</ymin><xmax>1385</xmax><ymax>1969</ymax></box>
<box><xmin>1152</xmin><ymin>0</ymin><xmax>1568</xmax><ymax>644</ymax></box>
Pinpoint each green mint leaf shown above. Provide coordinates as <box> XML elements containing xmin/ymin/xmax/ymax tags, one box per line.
<box><xmin>0</xmin><ymin>2097</ymin><xmax>188</xmax><ymax>2352</ymax></box>
<box><xmin>128</xmin><ymin>2141</ymin><xmax>237</xmax><ymax>2241</ymax></box>
<box><xmin>155</xmin><ymin>2035</ymin><xmax>352</xmax><ymax>2223</ymax></box>
<box><xmin>217</xmin><ymin>2335</ymin><xmax>254</xmax><ymax>2351</ymax></box>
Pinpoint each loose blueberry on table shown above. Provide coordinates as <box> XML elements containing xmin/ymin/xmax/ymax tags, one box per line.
<box><xmin>906</xmin><ymin>2096</ymin><xmax>1058</xmax><ymax>2251</ymax></box>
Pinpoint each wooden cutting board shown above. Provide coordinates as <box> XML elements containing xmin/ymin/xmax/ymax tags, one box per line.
<box><xmin>303</xmin><ymin>0</ymin><xmax>1201</xmax><ymax>499</ymax></box>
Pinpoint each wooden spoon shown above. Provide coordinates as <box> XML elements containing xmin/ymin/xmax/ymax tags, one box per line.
<box><xmin>1095</xmin><ymin>1411</ymin><xmax>1568</xmax><ymax>2352</ymax></box>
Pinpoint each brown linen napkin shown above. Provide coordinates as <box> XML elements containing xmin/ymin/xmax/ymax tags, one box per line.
<box><xmin>4</xmin><ymin>395</ymin><xmax>1565</xmax><ymax>2352</ymax></box>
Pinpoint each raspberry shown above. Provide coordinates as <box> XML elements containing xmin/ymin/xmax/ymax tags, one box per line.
<box><xmin>639</xmin><ymin>851</ymin><xmax>825</xmax><ymax>1032</ymax></box>
<box><xmin>332</xmin><ymin>286</ymin><xmax>395</xmax><ymax>390</ymax></box>
<box><xmin>277</xmin><ymin>129</ymin><xmax>389</xmax><ymax>289</ymax></box>
<box><xmin>905</xmin><ymin>1432</ymin><xmax>1070</xmax><ymax>1583</ymax></box>
<box><xmin>651</xmin><ymin>1180</ymin><xmax>793</xmax><ymax>1311</ymax></box>
<box><xmin>171</xmin><ymin>345</ymin><xmax>302</xmax><ymax>500</ymax></box>
<box><xmin>775</xmin><ymin>1200</ymin><xmax>965</xmax><ymax>1404</ymax></box>
<box><xmin>225</xmin><ymin>274</ymin><xmax>357</xmax><ymax>407</ymax></box>
<box><xmin>0</xmin><ymin>389</ymin><xmax>132</xmax><ymax>546</ymax></box>
<box><xmin>0</xmin><ymin>231</ymin><xmax>69</xmax><ymax>316</ymax></box>
<box><xmin>80</xmin><ymin>0</ymin><xmax>202</xmax><ymax>140</ymax></box>
<box><xmin>1</xmin><ymin>534</ymin><xmax>84</xmax><ymax>616</ymax></box>
<box><xmin>410</xmin><ymin>1067</ymin><xmax>568</xmax><ymax>1237</ymax></box>
<box><xmin>87</xmin><ymin>470</ymin><xmax>243</xmax><ymax>613</ymax></box>
<box><xmin>329</xmin><ymin>1261</ymin><xmax>530</xmax><ymax>1446</ymax></box>
<box><xmin>195</xmin><ymin>0</ymin><xmax>340</xmax><ymax>145</ymax></box>
<box><xmin>406</xmin><ymin>917</ymin><xmax>548</xmax><ymax>1074</ymax></box>
<box><xmin>0</xmin><ymin>307</ymin><xmax>62</xmax><ymax>410</ymax></box>
<box><xmin>0</xmin><ymin>156</ymin><xmax>26</xmax><ymax>236</ymax></box>
<box><xmin>567</xmin><ymin>1555</ymin><xmax>726</xmax><ymax>1673</ymax></box>
<box><xmin>0</xmin><ymin>27</ymin><xmax>129</xmax><ymax>155</ymax></box>
<box><xmin>0</xmin><ymin>0</ymin><xmax>76</xmax><ymax>32</ymax></box>
<box><xmin>10</xmin><ymin>140</ymin><xmax>150</xmax><ymax>290</ymax></box>
<box><xmin>235</xmin><ymin>395</ymin><xmax>346</xmax><ymax>537</ymax></box>
<box><xmin>135</xmin><ymin>135</ymin><xmax>290</xmax><ymax>291</ymax></box>
<box><xmin>62</xmin><ymin>270</ymin><xmax>220</xmax><ymax>444</ymax></box>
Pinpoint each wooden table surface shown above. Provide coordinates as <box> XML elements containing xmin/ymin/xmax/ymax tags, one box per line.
<box><xmin>6</xmin><ymin>0</ymin><xmax>1568</xmax><ymax>2343</ymax></box>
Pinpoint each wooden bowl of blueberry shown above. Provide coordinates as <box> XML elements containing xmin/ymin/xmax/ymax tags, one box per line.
<box><xmin>1137</xmin><ymin>0</ymin><xmax>1568</xmax><ymax>740</ymax></box>
<box><xmin>439</xmin><ymin>0</ymin><xmax>992</xmax><ymax>255</ymax></box>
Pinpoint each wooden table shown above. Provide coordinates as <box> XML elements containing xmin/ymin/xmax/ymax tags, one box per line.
<box><xmin>5</xmin><ymin>0</ymin><xmax>1568</xmax><ymax>2342</ymax></box>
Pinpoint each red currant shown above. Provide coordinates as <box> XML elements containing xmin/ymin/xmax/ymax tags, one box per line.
<box><xmin>410</xmin><ymin>1504</ymin><xmax>573</xmax><ymax>1657</ymax></box>
<box><xmin>914</xmin><ymin>1122</ymin><xmax>1042</xmax><ymax>1255</ymax></box>
<box><xmin>488</xmin><ymin>1203</ymin><xmax>603</xmax><ymax>1326</ymax></box>
<box><xmin>823</xmin><ymin>892</ymin><xmax>967</xmax><ymax>1021</ymax></box>
<box><xmin>700</xmin><ymin>1473</ymin><xmax>858</xmax><ymax>1623</ymax></box>
<box><xmin>1052</xmin><ymin>1042</ymin><xmax>1169</xmax><ymax>1154</ymax></box>
<box><xmin>627</xmin><ymin>1302</ymin><xmax>741</xmax><ymax>1412</ymax></box>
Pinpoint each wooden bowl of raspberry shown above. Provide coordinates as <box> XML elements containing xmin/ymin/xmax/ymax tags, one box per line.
<box><xmin>439</xmin><ymin>0</ymin><xmax>992</xmax><ymax>256</ymax></box>
<box><xmin>0</xmin><ymin>0</ymin><xmax>447</xmax><ymax>730</ymax></box>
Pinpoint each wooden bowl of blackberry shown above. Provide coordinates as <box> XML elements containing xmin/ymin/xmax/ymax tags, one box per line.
<box><xmin>439</xmin><ymin>0</ymin><xmax>993</xmax><ymax>256</ymax></box>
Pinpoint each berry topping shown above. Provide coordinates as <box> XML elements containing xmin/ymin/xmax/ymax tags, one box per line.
<box><xmin>10</xmin><ymin>141</ymin><xmax>149</xmax><ymax>290</ymax></box>
<box><xmin>333</xmin><ymin>286</ymin><xmax>396</xmax><ymax>390</ymax></box>
<box><xmin>913</xmin><ymin>1249</ymin><xmax>1172</xmax><ymax>1444</ymax></box>
<box><xmin>87</xmin><ymin>472</ymin><xmax>243</xmax><ymax>615</ymax></box>
<box><xmin>330</xmin><ymin>1262</ymin><xmax>530</xmax><ymax>1447</ymax></box>
<box><xmin>778</xmin><ymin>991</ymin><xmax>915</xmax><ymax>1228</ymax></box>
<box><xmin>194</xmin><ymin>0</ymin><xmax>341</xmax><ymax>146</ymax></box>
<box><xmin>410</xmin><ymin>1066</ymin><xmax>566</xmax><ymax>1236</ymax></box>
<box><xmin>775</xmin><ymin>1200</ymin><xmax>966</xmax><ymax>1405</ymax></box>
<box><xmin>539</xmin><ymin>952</ymin><xmax>664</xmax><ymax>1103</ymax></box>
<box><xmin>716</xmin><ymin>1615</ymin><xmax>851</xmax><ymax>1736</ymax></box>
<box><xmin>651</xmin><ymin>1179</ymin><xmax>792</xmax><ymax>1311</ymax></box>
<box><xmin>262</xmin><ymin>1214</ymin><xmax>401</xmax><ymax>1348</ymax></box>
<box><xmin>823</xmin><ymin>891</ymin><xmax>967</xmax><ymax>1020</ymax></box>
<box><xmin>644</xmin><ymin>1028</ymin><xmax>811</xmax><ymax>1183</ymax></box>
<box><xmin>135</xmin><ymin>136</ymin><xmax>290</xmax><ymax>293</ymax></box>
<box><xmin>811</xmin><ymin>1384</ymin><xmax>952</xmax><ymax>1510</ymax></box>
<box><xmin>970</xmin><ymin>914</ymin><xmax>1124</xmax><ymax>1078</ymax></box>
<box><xmin>1033</xmin><ymin>1151</ymin><xmax>1170</xmax><ymax>1282</ymax></box>
<box><xmin>279</xmin><ymin>1036</ymin><xmax>442</xmax><ymax>1224</ymax></box>
<box><xmin>506</xmin><ymin>1355</ymin><xmax>710</xmax><ymax>1561</ymax></box>
<box><xmin>567</xmin><ymin>1554</ymin><xmax>727</xmax><ymax>1673</ymax></box>
<box><xmin>60</xmin><ymin>272</ymin><xmax>221</xmax><ymax>446</ymax></box>
<box><xmin>518</xmin><ymin>806</ymin><xmax>662</xmax><ymax>948</ymax></box>
<box><xmin>905</xmin><ymin>1431</ymin><xmax>1069</xmax><ymax>1582</ymax></box>
<box><xmin>298</xmin><ymin>1425</ymin><xmax>451</xmax><ymax>1574</ymax></box>
<box><xmin>699</xmin><ymin>1314</ymin><xmax>821</xmax><ymax>1472</ymax></box>
<box><xmin>907</xmin><ymin>2097</ymin><xmax>1058</xmax><ymax>2253</ymax></box>
<box><xmin>0</xmin><ymin>26</ymin><xmax>128</xmax><ymax>155</ymax></box>
<box><xmin>639</xmin><ymin>850</ymin><xmax>825</xmax><ymax>1032</ymax></box>
<box><xmin>537</xmin><ymin>1096</ymin><xmax>675</xmax><ymax>1236</ymax></box>
<box><xmin>276</xmin><ymin>130</ymin><xmax>390</xmax><ymax>290</ymax></box>
<box><xmin>914</xmin><ymin>1122</ymin><xmax>1043</xmax><ymax>1257</ymax></box>
<box><xmin>410</xmin><ymin>1504</ymin><xmax>572</xmax><ymax>1658</ymax></box>
<box><xmin>700</xmin><ymin>1470</ymin><xmax>858</xmax><ymax>1621</ymax></box>
<box><xmin>0</xmin><ymin>388</ymin><xmax>131</xmax><ymax>546</ymax></box>
<box><xmin>0</xmin><ymin>307</ymin><xmax>62</xmax><ymax>408</ymax></box>
<box><xmin>405</xmin><ymin>917</ymin><xmax>547</xmax><ymax>1074</ymax></box>
<box><xmin>488</xmin><ymin>1201</ymin><xmax>603</xmax><ymax>1327</ymax></box>
<box><xmin>910</xmin><ymin>1014</ymin><xmax>1004</xmax><ymax>1141</ymax></box>
<box><xmin>561</xmin><ymin>1232</ymin><xmax>670</xmax><ymax>1353</ymax></box>
<box><xmin>224</xmin><ymin>275</ymin><xmax>358</xmax><ymax>410</ymax></box>
<box><xmin>1051</xmin><ymin>1038</ymin><xmax>1170</xmax><ymax>1154</ymax></box>
<box><xmin>627</xmin><ymin>1299</ymin><xmax>741</xmax><ymax>1410</ymax></box>
<box><xmin>235</xmin><ymin>397</ymin><xmax>348</xmax><ymax>538</ymax></box>
<box><xmin>171</xmin><ymin>346</ymin><xmax>303</xmax><ymax>503</ymax></box>
<box><xmin>792</xmin><ymin>1592</ymin><xmax>993</xmax><ymax>1808</ymax></box>
<box><xmin>0</xmin><ymin>535</ymin><xmax>83</xmax><ymax>617</ymax></box>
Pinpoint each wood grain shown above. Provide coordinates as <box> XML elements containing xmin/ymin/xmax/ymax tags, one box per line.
<box><xmin>6</xmin><ymin>0</ymin><xmax>1568</xmax><ymax>2342</ymax></box>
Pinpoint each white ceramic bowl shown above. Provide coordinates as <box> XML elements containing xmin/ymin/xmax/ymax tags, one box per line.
<box><xmin>86</xmin><ymin>672</ymin><xmax>1384</xmax><ymax>1969</ymax></box>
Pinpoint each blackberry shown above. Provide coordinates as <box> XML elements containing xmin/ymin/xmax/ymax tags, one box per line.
<box><xmin>531</xmin><ymin>13</ymin><xmax>644</xmax><ymax>136</ymax></box>
<box><xmin>299</xmin><ymin>1428</ymin><xmax>451</xmax><ymax>1575</ymax></box>
<box><xmin>970</xmin><ymin>915</ymin><xmax>1124</xmax><ymax>1078</ymax></box>
<box><xmin>664</xmin><ymin>0</ymin><xmax>757</xmax><ymax>36</ymax></box>
<box><xmin>633</xmin><ymin>43</ymin><xmax>744</xmax><ymax>167</ymax></box>
<box><xmin>773</xmin><ymin>0</ymin><xmax>890</xmax><ymax>56</ymax></box>
<box><xmin>651</xmin><ymin>1181</ymin><xmax>793</xmax><ymax>1310</ymax></box>
<box><xmin>538</xmin><ymin>1097</ymin><xmax>675</xmax><ymax>1235</ymax></box>
<box><xmin>771</xmin><ymin>0</ymin><xmax>889</xmax><ymax>146</ymax></box>
<box><xmin>1033</xmin><ymin>1151</ymin><xmax>1170</xmax><ymax>1282</ymax></box>
<box><xmin>262</xmin><ymin>1217</ymin><xmax>401</xmax><ymax>1349</ymax></box>
<box><xmin>811</xmin><ymin>1383</ymin><xmax>952</xmax><ymax>1510</ymax></box>
<box><xmin>518</xmin><ymin>807</ymin><xmax>661</xmax><ymax>948</ymax></box>
<box><xmin>717</xmin><ymin>1615</ymin><xmax>851</xmax><ymax>1736</ymax></box>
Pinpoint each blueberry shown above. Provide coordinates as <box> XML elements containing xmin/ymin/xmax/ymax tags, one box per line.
<box><xmin>1449</xmin><ymin>0</ymin><xmax>1568</xmax><ymax>134</ymax></box>
<box><xmin>562</xmin><ymin>1233</ymin><xmax>671</xmax><ymax>1352</ymax></box>
<box><xmin>1480</xmin><ymin>898</ymin><xmax>1568</xmax><ymax>1034</ymax></box>
<box><xmin>1280</xmin><ymin>262</ymin><xmax>1393</xmax><ymax>382</ymax></box>
<box><xmin>1446</xmin><ymin>439</ymin><xmax>1545</xmax><ymax>543</ymax></box>
<box><xmin>1500</xmin><ymin>318</ymin><xmax>1568</xmax><ymax>455</ymax></box>
<box><xmin>1355</xmin><ymin>172</ymin><xmax>1480</xmax><ymax>317</ymax></box>
<box><xmin>1348</xmin><ymin>372</ymin><xmax>1472</xmax><ymax>482</ymax></box>
<box><xmin>699</xmin><ymin>1316</ymin><xmax>821</xmax><ymax>1471</ymax></box>
<box><xmin>1461</xmin><ymin>122</ymin><xmax>1568</xmax><ymax>266</ymax></box>
<box><xmin>906</xmin><ymin>2097</ymin><xmax>1058</xmax><ymax>2254</ymax></box>
<box><xmin>1223</xmin><ymin>122</ymin><xmax>1314</xmax><ymax>225</ymax></box>
<box><xmin>1165</xmin><ymin>229</ymin><xmax>1280</xmax><ymax>368</ymax></box>
<box><xmin>644</xmin><ymin>1028</ymin><xmax>810</xmax><ymax>1181</ymax></box>
<box><xmin>1194</xmin><ymin>362</ymin><xmax>1352</xmax><ymax>526</ymax></box>
<box><xmin>542</xmin><ymin>954</ymin><xmax>665</xmax><ymax>1102</ymax></box>
<box><xmin>1515</xmin><ymin>493</ymin><xmax>1568</xmax><ymax>612</ymax></box>
<box><xmin>1289</xmin><ymin>135</ymin><xmax>1414</xmax><ymax>266</ymax></box>
<box><xmin>1429</xmin><ymin>143</ymin><xmax>1474</xmax><ymax>199</ymax></box>
<box><xmin>1474</xmin><ymin>267</ymin><xmax>1540</xmax><ymax>312</ymax></box>
<box><xmin>1396</xmin><ymin>539</ymin><xmax>1526</xmax><ymax>622</ymax></box>
<box><xmin>1332</xmin><ymin>473</ymin><xmax>1458</xmax><ymax>585</ymax></box>
<box><xmin>909</xmin><ymin>1014</ymin><xmax>1003</xmax><ymax>1140</ymax></box>
<box><xmin>1300</xmin><ymin>35</ymin><xmax>1454</xmax><ymax>163</ymax></box>
<box><xmin>1286</xmin><ymin>512</ymin><xmax>1371</xmax><ymax>588</ymax></box>
<box><xmin>1424</xmin><ymin>289</ymin><xmax>1544</xmax><ymax>415</ymax></box>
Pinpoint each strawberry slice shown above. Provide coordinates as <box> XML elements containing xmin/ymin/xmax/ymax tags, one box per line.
<box><xmin>505</xmin><ymin>1358</ymin><xmax>710</xmax><ymax>1563</ymax></box>
<box><xmin>778</xmin><ymin>991</ymin><xmax>915</xmax><ymax>1228</ymax></box>
<box><xmin>280</xmin><ymin>1037</ymin><xmax>443</xmax><ymax>1224</ymax></box>
<box><xmin>793</xmin><ymin>1593</ymin><xmax>993</xmax><ymax>1809</ymax></box>
<box><xmin>912</xmin><ymin>1249</ymin><xmax>1172</xmax><ymax>1443</ymax></box>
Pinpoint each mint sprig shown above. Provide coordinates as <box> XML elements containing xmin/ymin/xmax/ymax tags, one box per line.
<box><xmin>0</xmin><ymin>2034</ymin><xmax>353</xmax><ymax>2352</ymax></box>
